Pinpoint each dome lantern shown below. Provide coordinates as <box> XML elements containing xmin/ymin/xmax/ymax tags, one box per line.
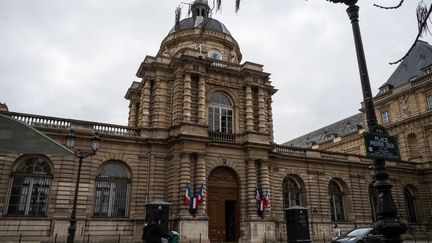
<box><xmin>191</xmin><ymin>0</ymin><xmax>210</xmax><ymax>18</ymax></box>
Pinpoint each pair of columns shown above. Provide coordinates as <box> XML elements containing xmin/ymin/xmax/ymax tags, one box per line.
<box><xmin>179</xmin><ymin>153</ymin><xmax>206</xmax><ymax>217</ymax></box>
<box><xmin>245</xmin><ymin>85</ymin><xmax>268</xmax><ymax>133</ymax></box>
<box><xmin>182</xmin><ymin>73</ymin><xmax>206</xmax><ymax>124</ymax></box>
<box><xmin>247</xmin><ymin>159</ymin><xmax>272</xmax><ymax>219</ymax></box>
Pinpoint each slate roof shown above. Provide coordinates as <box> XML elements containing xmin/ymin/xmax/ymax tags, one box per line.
<box><xmin>169</xmin><ymin>17</ymin><xmax>231</xmax><ymax>36</ymax></box>
<box><xmin>381</xmin><ymin>40</ymin><xmax>432</xmax><ymax>88</ymax></box>
<box><xmin>284</xmin><ymin>41</ymin><xmax>432</xmax><ymax>148</ymax></box>
<box><xmin>283</xmin><ymin>113</ymin><xmax>364</xmax><ymax>148</ymax></box>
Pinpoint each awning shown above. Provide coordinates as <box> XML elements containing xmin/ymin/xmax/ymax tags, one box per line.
<box><xmin>0</xmin><ymin>113</ymin><xmax>73</xmax><ymax>155</ymax></box>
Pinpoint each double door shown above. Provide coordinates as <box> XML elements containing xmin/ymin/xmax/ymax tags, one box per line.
<box><xmin>208</xmin><ymin>167</ymin><xmax>240</xmax><ymax>242</ymax></box>
<box><xmin>208</xmin><ymin>186</ymin><xmax>239</xmax><ymax>242</ymax></box>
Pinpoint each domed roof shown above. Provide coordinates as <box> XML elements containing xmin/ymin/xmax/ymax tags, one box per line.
<box><xmin>169</xmin><ymin>16</ymin><xmax>231</xmax><ymax>36</ymax></box>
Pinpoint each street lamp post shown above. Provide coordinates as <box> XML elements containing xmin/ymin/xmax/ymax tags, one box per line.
<box><xmin>66</xmin><ymin>132</ymin><xmax>101</xmax><ymax>243</ymax></box>
<box><xmin>326</xmin><ymin>0</ymin><xmax>407</xmax><ymax>242</ymax></box>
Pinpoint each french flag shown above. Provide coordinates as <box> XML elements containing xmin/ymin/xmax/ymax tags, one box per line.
<box><xmin>259</xmin><ymin>200</ymin><xmax>264</xmax><ymax>211</ymax></box>
<box><xmin>255</xmin><ymin>187</ymin><xmax>261</xmax><ymax>201</ymax></box>
<box><xmin>184</xmin><ymin>182</ymin><xmax>191</xmax><ymax>205</ymax></box>
<box><xmin>197</xmin><ymin>184</ymin><xmax>204</xmax><ymax>203</ymax></box>
<box><xmin>191</xmin><ymin>197</ymin><xmax>198</xmax><ymax>209</ymax></box>
<box><xmin>263</xmin><ymin>191</ymin><xmax>269</xmax><ymax>207</ymax></box>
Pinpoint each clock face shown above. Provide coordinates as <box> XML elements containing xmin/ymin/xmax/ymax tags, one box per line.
<box><xmin>208</xmin><ymin>49</ymin><xmax>222</xmax><ymax>60</ymax></box>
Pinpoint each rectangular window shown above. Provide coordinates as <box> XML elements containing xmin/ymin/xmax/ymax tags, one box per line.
<box><xmin>427</xmin><ymin>94</ymin><xmax>432</xmax><ymax>109</ymax></box>
<box><xmin>381</xmin><ymin>110</ymin><xmax>390</xmax><ymax>124</ymax></box>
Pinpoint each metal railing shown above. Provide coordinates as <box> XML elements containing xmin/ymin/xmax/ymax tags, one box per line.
<box><xmin>208</xmin><ymin>131</ymin><xmax>238</xmax><ymax>143</ymax></box>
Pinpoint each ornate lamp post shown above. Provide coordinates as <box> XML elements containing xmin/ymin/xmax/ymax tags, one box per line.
<box><xmin>66</xmin><ymin>131</ymin><xmax>101</xmax><ymax>243</ymax></box>
<box><xmin>325</xmin><ymin>0</ymin><xmax>407</xmax><ymax>242</ymax></box>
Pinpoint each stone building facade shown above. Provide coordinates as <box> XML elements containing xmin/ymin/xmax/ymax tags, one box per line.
<box><xmin>0</xmin><ymin>1</ymin><xmax>431</xmax><ymax>242</ymax></box>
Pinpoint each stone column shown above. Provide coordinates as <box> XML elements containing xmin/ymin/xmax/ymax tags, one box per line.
<box><xmin>128</xmin><ymin>99</ymin><xmax>138</xmax><ymax>127</ymax></box>
<box><xmin>159</xmin><ymin>79</ymin><xmax>168</xmax><ymax>128</ymax></box>
<box><xmin>179</xmin><ymin>153</ymin><xmax>191</xmax><ymax>216</ymax></box>
<box><xmin>260</xmin><ymin>160</ymin><xmax>271</xmax><ymax>215</ymax></box>
<box><xmin>267</xmin><ymin>95</ymin><xmax>274</xmax><ymax>140</ymax></box>
<box><xmin>172</xmin><ymin>73</ymin><xmax>183</xmax><ymax>126</ymax></box>
<box><xmin>152</xmin><ymin>79</ymin><xmax>160</xmax><ymax>126</ymax></box>
<box><xmin>196</xmin><ymin>154</ymin><xmax>206</xmax><ymax>216</ymax></box>
<box><xmin>258</xmin><ymin>88</ymin><xmax>266</xmax><ymax>132</ymax></box>
<box><xmin>245</xmin><ymin>85</ymin><xmax>254</xmax><ymax>131</ymax></box>
<box><xmin>139</xmin><ymin>80</ymin><xmax>151</xmax><ymax>127</ymax></box>
<box><xmin>183</xmin><ymin>73</ymin><xmax>192</xmax><ymax>122</ymax></box>
<box><xmin>198</xmin><ymin>75</ymin><xmax>206</xmax><ymax>125</ymax></box>
<box><xmin>246</xmin><ymin>159</ymin><xmax>258</xmax><ymax>219</ymax></box>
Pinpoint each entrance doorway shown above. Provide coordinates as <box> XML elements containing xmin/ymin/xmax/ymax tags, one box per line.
<box><xmin>208</xmin><ymin>167</ymin><xmax>240</xmax><ymax>243</ymax></box>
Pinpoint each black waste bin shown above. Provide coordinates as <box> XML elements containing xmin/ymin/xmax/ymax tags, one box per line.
<box><xmin>284</xmin><ymin>206</ymin><xmax>311</xmax><ymax>243</ymax></box>
<box><xmin>146</xmin><ymin>200</ymin><xmax>170</xmax><ymax>234</ymax></box>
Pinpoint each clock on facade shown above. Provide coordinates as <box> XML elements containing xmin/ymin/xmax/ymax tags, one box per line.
<box><xmin>208</xmin><ymin>49</ymin><xmax>222</xmax><ymax>60</ymax></box>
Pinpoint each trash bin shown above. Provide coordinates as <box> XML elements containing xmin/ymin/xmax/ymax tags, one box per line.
<box><xmin>170</xmin><ymin>231</ymin><xmax>179</xmax><ymax>243</ymax></box>
<box><xmin>284</xmin><ymin>206</ymin><xmax>311</xmax><ymax>243</ymax></box>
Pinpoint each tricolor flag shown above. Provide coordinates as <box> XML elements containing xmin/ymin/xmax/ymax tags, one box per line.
<box><xmin>197</xmin><ymin>183</ymin><xmax>204</xmax><ymax>203</ymax></box>
<box><xmin>259</xmin><ymin>200</ymin><xmax>264</xmax><ymax>211</ymax></box>
<box><xmin>255</xmin><ymin>187</ymin><xmax>261</xmax><ymax>201</ymax></box>
<box><xmin>255</xmin><ymin>187</ymin><xmax>269</xmax><ymax>212</ymax></box>
<box><xmin>263</xmin><ymin>191</ymin><xmax>269</xmax><ymax>207</ymax></box>
<box><xmin>191</xmin><ymin>197</ymin><xmax>198</xmax><ymax>209</ymax></box>
<box><xmin>184</xmin><ymin>182</ymin><xmax>191</xmax><ymax>205</ymax></box>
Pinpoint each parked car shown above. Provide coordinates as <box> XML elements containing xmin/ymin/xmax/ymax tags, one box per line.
<box><xmin>331</xmin><ymin>227</ymin><xmax>382</xmax><ymax>243</ymax></box>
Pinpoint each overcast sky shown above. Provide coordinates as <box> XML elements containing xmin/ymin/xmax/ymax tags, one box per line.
<box><xmin>0</xmin><ymin>0</ymin><xmax>428</xmax><ymax>143</ymax></box>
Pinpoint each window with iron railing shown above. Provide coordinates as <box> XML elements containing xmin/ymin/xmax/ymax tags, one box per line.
<box><xmin>7</xmin><ymin>157</ymin><xmax>52</xmax><ymax>216</ymax></box>
<box><xmin>404</xmin><ymin>186</ymin><xmax>418</xmax><ymax>223</ymax></box>
<box><xmin>283</xmin><ymin>177</ymin><xmax>301</xmax><ymax>208</ymax></box>
<box><xmin>93</xmin><ymin>161</ymin><xmax>130</xmax><ymax>218</ymax></box>
<box><xmin>328</xmin><ymin>180</ymin><xmax>346</xmax><ymax>222</ymax></box>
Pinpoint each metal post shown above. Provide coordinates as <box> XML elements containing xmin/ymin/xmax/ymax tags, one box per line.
<box><xmin>324</xmin><ymin>0</ymin><xmax>408</xmax><ymax>242</ymax></box>
<box><xmin>67</xmin><ymin>156</ymin><xmax>84</xmax><ymax>243</ymax></box>
<box><xmin>118</xmin><ymin>233</ymin><xmax>121</xmax><ymax>243</ymax></box>
<box><xmin>19</xmin><ymin>233</ymin><xmax>22</xmax><ymax>243</ymax></box>
<box><xmin>345</xmin><ymin>3</ymin><xmax>408</xmax><ymax>242</ymax></box>
<box><xmin>54</xmin><ymin>233</ymin><xmax>57</xmax><ymax>243</ymax></box>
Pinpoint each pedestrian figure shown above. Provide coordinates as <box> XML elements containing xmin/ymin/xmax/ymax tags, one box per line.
<box><xmin>142</xmin><ymin>217</ymin><xmax>171</xmax><ymax>243</ymax></box>
<box><xmin>332</xmin><ymin>224</ymin><xmax>341</xmax><ymax>239</ymax></box>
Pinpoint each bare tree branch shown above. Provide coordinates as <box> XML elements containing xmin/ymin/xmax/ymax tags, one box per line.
<box><xmin>374</xmin><ymin>0</ymin><xmax>404</xmax><ymax>9</ymax></box>
<box><xmin>390</xmin><ymin>2</ymin><xmax>432</xmax><ymax>65</ymax></box>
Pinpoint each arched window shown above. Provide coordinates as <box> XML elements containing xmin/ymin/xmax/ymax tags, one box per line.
<box><xmin>404</xmin><ymin>186</ymin><xmax>417</xmax><ymax>223</ymax></box>
<box><xmin>93</xmin><ymin>161</ymin><xmax>130</xmax><ymax>217</ymax></box>
<box><xmin>208</xmin><ymin>92</ymin><xmax>233</xmax><ymax>133</ymax></box>
<box><xmin>369</xmin><ymin>183</ymin><xmax>377</xmax><ymax>222</ymax></box>
<box><xmin>282</xmin><ymin>177</ymin><xmax>301</xmax><ymax>208</ymax></box>
<box><xmin>7</xmin><ymin>157</ymin><xmax>52</xmax><ymax>216</ymax></box>
<box><xmin>328</xmin><ymin>180</ymin><xmax>346</xmax><ymax>221</ymax></box>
